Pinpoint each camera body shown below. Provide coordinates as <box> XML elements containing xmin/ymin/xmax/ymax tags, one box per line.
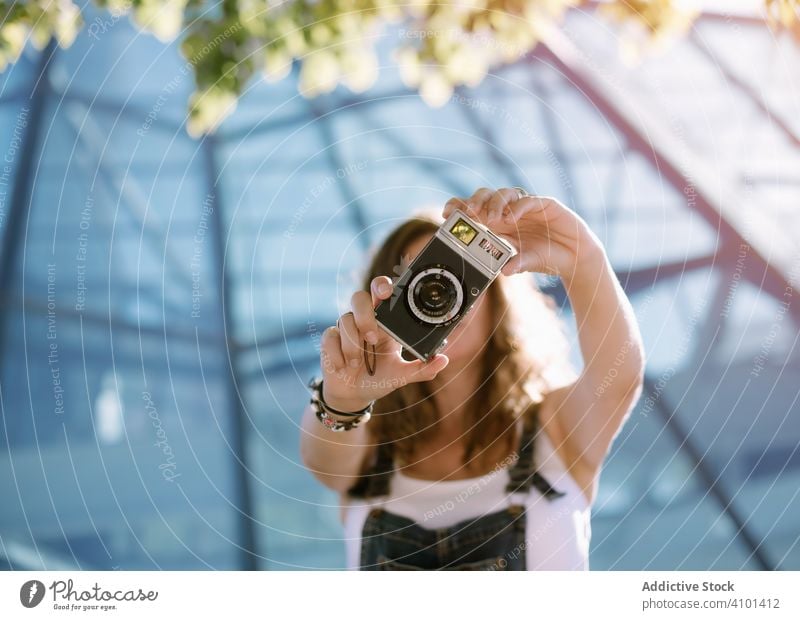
<box><xmin>375</xmin><ymin>209</ymin><xmax>517</xmax><ymax>361</ymax></box>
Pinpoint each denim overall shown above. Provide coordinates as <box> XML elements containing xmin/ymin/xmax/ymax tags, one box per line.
<box><xmin>354</xmin><ymin>412</ymin><xmax>567</xmax><ymax>570</ymax></box>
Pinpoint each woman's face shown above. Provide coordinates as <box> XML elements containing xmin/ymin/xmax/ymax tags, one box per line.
<box><xmin>401</xmin><ymin>233</ymin><xmax>493</xmax><ymax>362</ymax></box>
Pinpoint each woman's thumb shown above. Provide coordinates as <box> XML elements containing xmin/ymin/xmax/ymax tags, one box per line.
<box><xmin>500</xmin><ymin>253</ymin><xmax>523</xmax><ymax>276</ymax></box>
<box><xmin>403</xmin><ymin>354</ymin><xmax>449</xmax><ymax>384</ymax></box>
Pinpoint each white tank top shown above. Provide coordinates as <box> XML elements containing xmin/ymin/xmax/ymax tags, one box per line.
<box><xmin>341</xmin><ymin>430</ymin><xmax>592</xmax><ymax>570</ymax></box>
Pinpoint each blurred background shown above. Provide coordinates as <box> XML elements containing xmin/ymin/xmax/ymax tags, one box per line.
<box><xmin>0</xmin><ymin>0</ymin><xmax>798</xmax><ymax>570</ymax></box>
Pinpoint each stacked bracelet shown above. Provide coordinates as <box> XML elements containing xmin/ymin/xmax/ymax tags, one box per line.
<box><xmin>308</xmin><ymin>377</ymin><xmax>374</xmax><ymax>432</ymax></box>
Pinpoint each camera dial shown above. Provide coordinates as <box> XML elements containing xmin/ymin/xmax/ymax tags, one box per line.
<box><xmin>407</xmin><ymin>266</ymin><xmax>464</xmax><ymax>325</ymax></box>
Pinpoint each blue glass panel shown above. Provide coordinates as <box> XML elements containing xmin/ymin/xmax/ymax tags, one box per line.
<box><xmin>0</xmin><ymin>311</ymin><xmax>241</xmax><ymax>569</ymax></box>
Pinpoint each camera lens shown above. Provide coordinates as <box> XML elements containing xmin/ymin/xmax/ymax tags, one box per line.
<box><xmin>407</xmin><ymin>267</ymin><xmax>464</xmax><ymax>325</ymax></box>
<box><xmin>416</xmin><ymin>276</ymin><xmax>455</xmax><ymax>315</ymax></box>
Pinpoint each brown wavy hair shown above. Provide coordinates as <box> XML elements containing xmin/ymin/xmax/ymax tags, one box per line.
<box><xmin>348</xmin><ymin>209</ymin><xmax>576</xmax><ymax>496</ymax></box>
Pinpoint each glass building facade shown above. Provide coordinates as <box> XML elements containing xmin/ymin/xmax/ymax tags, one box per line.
<box><xmin>0</xmin><ymin>6</ymin><xmax>798</xmax><ymax>569</ymax></box>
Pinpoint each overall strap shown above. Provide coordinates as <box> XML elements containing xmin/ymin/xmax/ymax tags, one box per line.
<box><xmin>505</xmin><ymin>403</ymin><xmax>566</xmax><ymax>500</ymax></box>
<box><xmin>348</xmin><ymin>441</ymin><xmax>394</xmax><ymax>499</ymax></box>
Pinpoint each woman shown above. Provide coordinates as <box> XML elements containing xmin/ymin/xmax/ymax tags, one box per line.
<box><xmin>300</xmin><ymin>187</ymin><xmax>645</xmax><ymax>570</ymax></box>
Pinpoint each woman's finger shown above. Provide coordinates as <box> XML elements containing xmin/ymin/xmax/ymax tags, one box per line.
<box><xmin>370</xmin><ymin>276</ymin><xmax>393</xmax><ymax>307</ymax></box>
<box><xmin>505</xmin><ymin>195</ymin><xmax>553</xmax><ymax>223</ymax></box>
<box><xmin>337</xmin><ymin>311</ymin><xmax>363</xmax><ymax>369</ymax></box>
<box><xmin>466</xmin><ymin>187</ymin><xmax>493</xmax><ymax>214</ymax></box>
<box><xmin>443</xmin><ymin>196</ymin><xmax>470</xmax><ymax>219</ymax></box>
<box><xmin>503</xmin><ymin>196</ymin><xmax>545</xmax><ymax>224</ymax></box>
<box><xmin>485</xmin><ymin>188</ymin><xmax>519</xmax><ymax>223</ymax></box>
<box><xmin>351</xmin><ymin>290</ymin><xmax>380</xmax><ymax>345</ymax></box>
<box><xmin>320</xmin><ymin>326</ymin><xmax>346</xmax><ymax>373</ymax></box>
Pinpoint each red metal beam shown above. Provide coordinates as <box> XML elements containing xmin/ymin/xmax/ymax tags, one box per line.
<box><xmin>688</xmin><ymin>29</ymin><xmax>800</xmax><ymax>149</ymax></box>
<box><xmin>531</xmin><ymin>42</ymin><xmax>799</xmax><ymax>323</ymax></box>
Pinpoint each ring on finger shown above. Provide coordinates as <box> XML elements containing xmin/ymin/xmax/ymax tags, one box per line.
<box><xmin>336</xmin><ymin>311</ymin><xmax>354</xmax><ymax>330</ymax></box>
<box><xmin>512</xmin><ymin>186</ymin><xmax>530</xmax><ymax>200</ymax></box>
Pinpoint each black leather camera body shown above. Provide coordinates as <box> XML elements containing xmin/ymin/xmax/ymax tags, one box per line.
<box><xmin>374</xmin><ymin>209</ymin><xmax>517</xmax><ymax>361</ymax></box>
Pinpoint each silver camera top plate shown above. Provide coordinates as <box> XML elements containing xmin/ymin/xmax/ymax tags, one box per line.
<box><xmin>437</xmin><ymin>209</ymin><xmax>517</xmax><ymax>277</ymax></box>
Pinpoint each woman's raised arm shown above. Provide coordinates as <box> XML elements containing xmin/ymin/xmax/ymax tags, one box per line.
<box><xmin>444</xmin><ymin>189</ymin><xmax>646</xmax><ymax>503</ymax></box>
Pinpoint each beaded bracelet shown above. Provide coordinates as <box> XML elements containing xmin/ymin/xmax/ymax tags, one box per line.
<box><xmin>308</xmin><ymin>377</ymin><xmax>374</xmax><ymax>432</ymax></box>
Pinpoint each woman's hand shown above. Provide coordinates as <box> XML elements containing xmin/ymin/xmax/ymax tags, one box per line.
<box><xmin>320</xmin><ymin>276</ymin><xmax>450</xmax><ymax>412</ymax></box>
<box><xmin>443</xmin><ymin>188</ymin><xmax>604</xmax><ymax>279</ymax></box>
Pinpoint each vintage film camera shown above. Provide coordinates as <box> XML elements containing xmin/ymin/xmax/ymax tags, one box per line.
<box><xmin>374</xmin><ymin>209</ymin><xmax>517</xmax><ymax>361</ymax></box>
